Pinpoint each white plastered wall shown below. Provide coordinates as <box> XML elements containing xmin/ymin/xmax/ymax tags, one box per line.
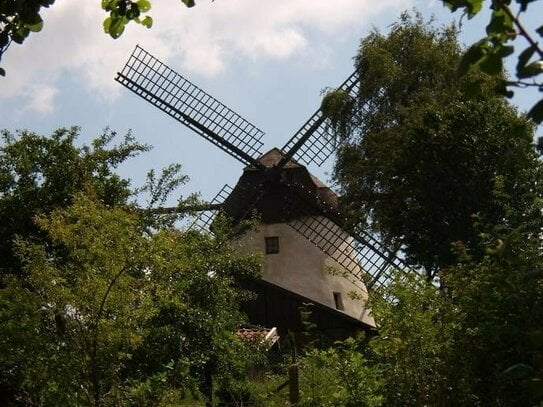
<box><xmin>235</xmin><ymin>218</ymin><xmax>375</xmax><ymax>327</ymax></box>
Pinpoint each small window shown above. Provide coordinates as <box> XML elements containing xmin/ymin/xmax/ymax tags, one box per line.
<box><xmin>265</xmin><ymin>236</ymin><xmax>279</xmax><ymax>254</ymax></box>
<box><xmin>333</xmin><ymin>292</ymin><xmax>344</xmax><ymax>311</ymax></box>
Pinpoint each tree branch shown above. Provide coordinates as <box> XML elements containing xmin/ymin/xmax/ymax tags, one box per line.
<box><xmin>90</xmin><ymin>265</ymin><xmax>129</xmax><ymax>407</ymax></box>
<box><xmin>495</xmin><ymin>1</ymin><xmax>543</xmax><ymax>59</ymax></box>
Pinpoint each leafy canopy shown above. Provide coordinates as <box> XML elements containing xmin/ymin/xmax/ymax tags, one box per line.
<box><xmin>328</xmin><ymin>13</ymin><xmax>542</xmax><ymax>278</ymax></box>
<box><xmin>318</xmin><ymin>14</ymin><xmax>543</xmax><ymax>405</ymax></box>
<box><xmin>0</xmin><ymin>127</ymin><xmax>260</xmax><ymax>406</ymax></box>
<box><xmin>307</xmin><ymin>177</ymin><xmax>543</xmax><ymax>406</ymax></box>
<box><xmin>0</xmin><ymin>127</ymin><xmax>148</xmax><ymax>277</ymax></box>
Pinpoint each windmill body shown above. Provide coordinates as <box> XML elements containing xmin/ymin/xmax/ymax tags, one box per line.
<box><xmin>224</xmin><ymin>148</ymin><xmax>375</xmax><ymax>339</ymax></box>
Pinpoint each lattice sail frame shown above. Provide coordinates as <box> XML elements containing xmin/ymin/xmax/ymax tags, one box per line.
<box><xmin>116</xmin><ymin>46</ymin><xmax>265</xmax><ymax>167</ymax></box>
<box><xmin>280</xmin><ymin>70</ymin><xmax>360</xmax><ymax>168</ymax></box>
<box><xmin>288</xmin><ymin>216</ymin><xmax>407</xmax><ymax>290</ymax></box>
<box><xmin>187</xmin><ymin>184</ymin><xmax>233</xmax><ymax>234</ymax></box>
<box><xmin>187</xmin><ymin>182</ymin><xmax>267</xmax><ymax>234</ymax></box>
<box><xmin>283</xmin><ymin>179</ymin><xmax>412</xmax><ymax>291</ymax></box>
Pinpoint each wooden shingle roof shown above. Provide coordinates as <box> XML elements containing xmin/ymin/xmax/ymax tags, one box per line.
<box><xmin>221</xmin><ymin>148</ymin><xmax>339</xmax><ymax>224</ymax></box>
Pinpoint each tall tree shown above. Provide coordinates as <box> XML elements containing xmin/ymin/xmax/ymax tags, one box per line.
<box><xmin>2</xmin><ymin>192</ymin><xmax>259</xmax><ymax>407</ymax></box>
<box><xmin>326</xmin><ymin>13</ymin><xmax>542</xmax><ymax>279</ymax></box>
<box><xmin>0</xmin><ymin>127</ymin><xmax>147</xmax><ymax>279</ymax></box>
<box><xmin>320</xmin><ymin>14</ymin><xmax>543</xmax><ymax>405</ymax></box>
<box><xmin>0</xmin><ymin>127</ymin><xmax>260</xmax><ymax>406</ymax></box>
<box><xmin>365</xmin><ymin>185</ymin><xmax>543</xmax><ymax>406</ymax></box>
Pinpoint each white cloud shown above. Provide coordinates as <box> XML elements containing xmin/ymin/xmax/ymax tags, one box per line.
<box><xmin>0</xmin><ymin>0</ymin><xmax>415</xmax><ymax>115</ymax></box>
<box><xmin>24</xmin><ymin>84</ymin><xmax>59</xmax><ymax>116</ymax></box>
<box><xmin>9</xmin><ymin>84</ymin><xmax>59</xmax><ymax>120</ymax></box>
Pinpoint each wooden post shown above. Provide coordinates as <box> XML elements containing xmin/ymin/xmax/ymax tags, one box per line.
<box><xmin>285</xmin><ymin>332</ymin><xmax>300</xmax><ymax>405</ymax></box>
<box><xmin>202</xmin><ymin>364</ymin><xmax>213</xmax><ymax>407</ymax></box>
<box><xmin>288</xmin><ymin>363</ymin><xmax>300</xmax><ymax>405</ymax></box>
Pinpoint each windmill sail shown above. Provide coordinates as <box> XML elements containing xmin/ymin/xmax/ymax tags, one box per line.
<box><xmin>116</xmin><ymin>46</ymin><xmax>265</xmax><ymax>168</ymax></box>
<box><xmin>288</xmin><ymin>215</ymin><xmax>407</xmax><ymax>290</ymax></box>
<box><xmin>279</xmin><ymin>70</ymin><xmax>359</xmax><ymax>168</ymax></box>
<box><xmin>283</xmin><ymin>178</ymin><xmax>411</xmax><ymax>290</ymax></box>
<box><xmin>187</xmin><ymin>184</ymin><xmax>233</xmax><ymax>233</ymax></box>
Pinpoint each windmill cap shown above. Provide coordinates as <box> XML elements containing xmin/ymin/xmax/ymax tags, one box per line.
<box><xmin>249</xmin><ymin>148</ymin><xmax>301</xmax><ymax>169</ymax></box>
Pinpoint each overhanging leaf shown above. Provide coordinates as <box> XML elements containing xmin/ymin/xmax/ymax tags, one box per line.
<box><xmin>103</xmin><ymin>16</ymin><xmax>112</xmax><ymax>34</ymax></box>
<box><xmin>11</xmin><ymin>27</ymin><xmax>30</xmax><ymax>44</ymax></box>
<box><xmin>137</xmin><ymin>0</ymin><xmax>151</xmax><ymax>12</ymax></box>
<box><xmin>496</xmin><ymin>44</ymin><xmax>514</xmax><ymax>58</ymax></box>
<box><xmin>479</xmin><ymin>53</ymin><xmax>503</xmax><ymax>75</ymax></box>
<box><xmin>445</xmin><ymin>0</ymin><xmax>483</xmax><ymax>17</ymax></box>
<box><xmin>26</xmin><ymin>20</ymin><xmax>44</xmax><ymax>33</ymax></box>
<box><xmin>494</xmin><ymin>80</ymin><xmax>514</xmax><ymax>98</ymax></box>
<box><xmin>102</xmin><ymin>0</ymin><xmax>113</xmax><ymax>11</ymax></box>
<box><xmin>517</xmin><ymin>45</ymin><xmax>537</xmax><ymax>78</ymax></box>
<box><xmin>468</xmin><ymin>0</ymin><xmax>483</xmax><ymax>16</ymax></box>
<box><xmin>141</xmin><ymin>16</ymin><xmax>153</xmax><ymax>29</ymax></box>
<box><xmin>125</xmin><ymin>6</ymin><xmax>140</xmax><ymax>20</ymax></box>
<box><xmin>518</xmin><ymin>0</ymin><xmax>538</xmax><ymax>12</ymax></box>
<box><xmin>486</xmin><ymin>9</ymin><xmax>514</xmax><ymax>38</ymax></box>
<box><xmin>19</xmin><ymin>10</ymin><xmax>43</xmax><ymax>26</ymax></box>
<box><xmin>520</xmin><ymin>61</ymin><xmax>543</xmax><ymax>79</ymax></box>
<box><xmin>458</xmin><ymin>40</ymin><xmax>486</xmax><ymax>76</ymax></box>
<box><xmin>104</xmin><ymin>16</ymin><xmax>126</xmax><ymax>38</ymax></box>
<box><xmin>528</xmin><ymin>99</ymin><xmax>543</xmax><ymax>124</ymax></box>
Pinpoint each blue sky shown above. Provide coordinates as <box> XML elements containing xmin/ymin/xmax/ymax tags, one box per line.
<box><xmin>1</xmin><ymin>0</ymin><xmax>542</xmax><ymax>209</ymax></box>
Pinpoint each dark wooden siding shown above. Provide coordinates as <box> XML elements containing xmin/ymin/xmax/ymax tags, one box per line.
<box><xmin>240</xmin><ymin>278</ymin><xmax>372</xmax><ymax>345</ymax></box>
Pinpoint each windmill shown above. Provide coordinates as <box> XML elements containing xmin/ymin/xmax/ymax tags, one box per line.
<box><xmin>115</xmin><ymin>45</ymin><xmax>411</xmax><ymax>340</ymax></box>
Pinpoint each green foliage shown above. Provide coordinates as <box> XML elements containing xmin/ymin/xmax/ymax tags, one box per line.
<box><xmin>292</xmin><ymin>233</ymin><xmax>542</xmax><ymax>406</ymax></box>
<box><xmin>0</xmin><ymin>0</ymin><xmax>54</xmax><ymax>61</ymax></box>
<box><xmin>299</xmin><ymin>338</ymin><xmax>383</xmax><ymax>407</ymax></box>
<box><xmin>357</xmin><ymin>221</ymin><xmax>543</xmax><ymax>406</ymax></box>
<box><xmin>0</xmin><ymin>127</ymin><xmax>261</xmax><ymax>406</ymax></box>
<box><xmin>441</xmin><ymin>0</ymin><xmax>543</xmax><ymax>123</ymax></box>
<box><xmin>441</xmin><ymin>252</ymin><xmax>543</xmax><ymax>404</ymax></box>
<box><xmin>0</xmin><ymin>0</ymin><xmax>55</xmax><ymax>76</ymax></box>
<box><xmin>336</xmin><ymin>169</ymin><xmax>543</xmax><ymax>406</ymax></box>
<box><xmin>12</xmin><ymin>193</ymin><xmax>156</xmax><ymax>406</ymax></box>
<box><xmin>3</xmin><ymin>192</ymin><xmax>259</xmax><ymax>406</ymax></box>
<box><xmin>439</xmin><ymin>187</ymin><xmax>543</xmax><ymax>405</ymax></box>
<box><xmin>0</xmin><ymin>127</ymin><xmax>149</xmax><ymax>279</ymax></box>
<box><xmin>322</xmin><ymin>17</ymin><xmax>543</xmax><ymax>404</ymax></box>
<box><xmin>320</xmin><ymin>89</ymin><xmax>354</xmax><ymax>139</ymax></box>
<box><xmin>102</xmin><ymin>0</ymin><xmax>154</xmax><ymax>39</ymax></box>
<box><xmin>331</xmin><ymin>13</ymin><xmax>541</xmax><ymax>278</ymax></box>
<box><xmin>368</xmin><ymin>273</ymin><xmax>458</xmax><ymax>406</ymax></box>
